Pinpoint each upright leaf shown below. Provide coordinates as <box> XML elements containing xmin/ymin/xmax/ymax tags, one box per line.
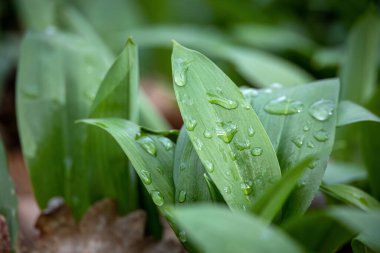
<box><xmin>243</xmin><ymin>79</ymin><xmax>340</xmax><ymax>218</ymax></box>
<box><xmin>81</xmin><ymin>118</ymin><xmax>175</xmax><ymax>210</ymax></box>
<box><xmin>337</xmin><ymin>101</ymin><xmax>380</xmax><ymax>127</ymax></box>
<box><xmin>172</xmin><ymin>204</ymin><xmax>305</xmax><ymax>253</ymax></box>
<box><xmin>16</xmin><ymin>30</ymin><xmax>109</xmax><ymax>209</ymax></box>
<box><xmin>172</xmin><ymin>42</ymin><xmax>281</xmax><ymax>211</ymax></box>
<box><xmin>0</xmin><ymin>140</ymin><xmax>18</xmax><ymax>253</ymax></box>
<box><xmin>173</xmin><ymin>126</ymin><xmax>212</xmax><ymax>204</ymax></box>
<box><xmin>340</xmin><ymin>9</ymin><xmax>380</xmax><ymax>104</ymax></box>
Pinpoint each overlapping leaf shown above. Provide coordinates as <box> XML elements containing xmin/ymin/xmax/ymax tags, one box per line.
<box><xmin>173</xmin><ymin>126</ymin><xmax>212</xmax><ymax>204</ymax></box>
<box><xmin>172</xmin><ymin>204</ymin><xmax>305</xmax><ymax>253</ymax></box>
<box><xmin>81</xmin><ymin>118</ymin><xmax>175</xmax><ymax>210</ymax></box>
<box><xmin>337</xmin><ymin>101</ymin><xmax>380</xmax><ymax>127</ymax></box>
<box><xmin>172</xmin><ymin>42</ymin><xmax>281</xmax><ymax>211</ymax></box>
<box><xmin>243</xmin><ymin>79</ymin><xmax>340</xmax><ymax>218</ymax></box>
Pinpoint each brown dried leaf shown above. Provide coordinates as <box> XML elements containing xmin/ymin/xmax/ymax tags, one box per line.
<box><xmin>32</xmin><ymin>199</ymin><xmax>185</xmax><ymax>253</ymax></box>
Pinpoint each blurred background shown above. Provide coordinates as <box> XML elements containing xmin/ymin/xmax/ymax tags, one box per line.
<box><xmin>0</xmin><ymin>0</ymin><xmax>379</xmax><ymax>250</ymax></box>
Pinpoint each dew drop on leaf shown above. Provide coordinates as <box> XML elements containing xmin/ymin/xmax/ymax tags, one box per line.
<box><xmin>234</xmin><ymin>139</ymin><xmax>251</xmax><ymax>151</ymax></box>
<box><xmin>240</xmin><ymin>181</ymin><xmax>253</xmax><ymax>195</ymax></box>
<box><xmin>224</xmin><ymin>186</ymin><xmax>231</xmax><ymax>194</ymax></box>
<box><xmin>303</xmin><ymin>125</ymin><xmax>310</xmax><ymax>132</ymax></box>
<box><xmin>215</xmin><ymin>122</ymin><xmax>238</xmax><ymax>143</ymax></box>
<box><xmin>251</xmin><ymin>147</ymin><xmax>263</xmax><ymax>156</ymax></box>
<box><xmin>151</xmin><ymin>191</ymin><xmax>164</xmax><ymax>206</ymax></box>
<box><xmin>264</xmin><ymin>96</ymin><xmax>304</xmax><ymax>115</ymax></box>
<box><xmin>140</xmin><ymin>170</ymin><xmax>152</xmax><ymax>185</ymax></box>
<box><xmin>307</xmin><ymin>141</ymin><xmax>315</xmax><ymax>148</ymax></box>
<box><xmin>314</xmin><ymin>130</ymin><xmax>329</xmax><ymax>142</ymax></box>
<box><xmin>173</xmin><ymin>58</ymin><xmax>188</xmax><ymax>87</ymax></box>
<box><xmin>309</xmin><ymin>99</ymin><xmax>335</xmax><ymax>121</ymax></box>
<box><xmin>179</xmin><ymin>231</ymin><xmax>187</xmax><ymax>243</ymax></box>
<box><xmin>203</xmin><ymin>129</ymin><xmax>212</xmax><ymax>139</ymax></box>
<box><xmin>207</xmin><ymin>91</ymin><xmax>238</xmax><ymax>109</ymax></box>
<box><xmin>185</xmin><ymin>118</ymin><xmax>197</xmax><ymax>131</ymax></box>
<box><xmin>292</xmin><ymin>135</ymin><xmax>305</xmax><ymax>148</ymax></box>
<box><xmin>137</xmin><ymin>136</ymin><xmax>157</xmax><ymax>156</ymax></box>
<box><xmin>158</xmin><ymin>137</ymin><xmax>174</xmax><ymax>151</ymax></box>
<box><xmin>204</xmin><ymin>160</ymin><xmax>215</xmax><ymax>173</ymax></box>
<box><xmin>179</xmin><ymin>163</ymin><xmax>186</xmax><ymax>171</ymax></box>
<box><xmin>194</xmin><ymin>137</ymin><xmax>204</xmax><ymax>150</ymax></box>
<box><xmin>178</xmin><ymin>190</ymin><xmax>187</xmax><ymax>203</ymax></box>
<box><xmin>248</xmin><ymin>127</ymin><xmax>255</xmax><ymax>137</ymax></box>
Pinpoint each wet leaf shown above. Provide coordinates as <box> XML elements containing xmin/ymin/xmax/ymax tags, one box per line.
<box><xmin>172</xmin><ymin>42</ymin><xmax>281</xmax><ymax>211</ymax></box>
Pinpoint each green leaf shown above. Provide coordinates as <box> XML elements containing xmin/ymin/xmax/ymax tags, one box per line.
<box><xmin>323</xmin><ymin>161</ymin><xmax>367</xmax><ymax>184</ymax></box>
<box><xmin>283</xmin><ymin>208</ymin><xmax>380</xmax><ymax>253</ymax></box>
<box><xmin>361</xmin><ymin>88</ymin><xmax>380</xmax><ymax>200</ymax></box>
<box><xmin>337</xmin><ymin>101</ymin><xmax>380</xmax><ymax>127</ymax></box>
<box><xmin>173</xmin><ymin>126</ymin><xmax>212</xmax><ymax>204</ymax></box>
<box><xmin>16</xmin><ymin>30</ymin><xmax>109</xmax><ymax>209</ymax></box>
<box><xmin>243</xmin><ymin>79</ymin><xmax>340</xmax><ymax>218</ymax></box>
<box><xmin>172</xmin><ymin>42</ymin><xmax>281</xmax><ymax>211</ymax></box>
<box><xmin>340</xmin><ymin>9</ymin><xmax>380</xmax><ymax>104</ymax></box>
<box><xmin>139</xmin><ymin>94</ymin><xmax>170</xmax><ymax>130</ymax></box>
<box><xmin>0</xmin><ymin>140</ymin><xmax>18</xmax><ymax>253</ymax></box>
<box><xmin>252</xmin><ymin>157</ymin><xmax>313</xmax><ymax>223</ymax></box>
<box><xmin>172</xmin><ymin>204</ymin><xmax>305</xmax><ymax>253</ymax></box>
<box><xmin>321</xmin><ymin>183</ymin><xmax>380</xmax><ymax>211</ymax></box>
<box><xmin>352</xmin><ymin>236</ymin><xmax>377</xmax><ymax>253</ymax></box>
<box><xmin>80</xmin><ymin>118</ymin><xmax>175</xmax><ymax>210</ymax></box>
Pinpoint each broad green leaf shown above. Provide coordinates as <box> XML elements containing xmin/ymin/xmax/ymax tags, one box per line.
<box><xmin>340</xmin><ymin>9</ymin><xmax>380</xmax><ymax>104</ymax></box>
<box><xmin>323</xmin><ymin>161</ymin><xmax>367</xmax><ymax>184</ymax></box>
<box><xmin>283</xmin><ymin>208</ymin><xmax>380</xmax><ymax>253</ymax></box>
<box><xmin>16</xmin><ymin>30</ymin><xmax>109</xmax><ymax>209</ymax></box>
<box><xmin>321</xmin><ymin>184</ymin><xmax>380</xmax><ymax>211</ymax></box>
<box><xmin>173</xmin><ymin>126</ymin><xmax>212</xmax><ymax>204</ymax></box>
<box><xmin>0</xmin><ymin>140</ymin><xmax>18</xmax><ymax>252</ymax></box>
<box><xmin>252</xmin><ymin>157</ymin><xmax>313</xmax><ymax>223</ymax></box>
<box><xmin>172</xmin><ymin>204</ymin><xmax>305</xmax><ymax>253</ymax></box>
<box><xmin>16</xmin><ymin>0</ymin><xmax>58</xmax><ymax>29</ymax></box>
<box><xmin>127</xmin><ymin>25</ymin><xmax>312</xmax><ymax>87</ymax></box>
<box><xmin>361</xmin><ymin>88</ymin><xmax>380</xmax><ymax>200</ymax></box>
<box><xmin>81</xmin><ymin>118</ymin><xmax>174</xmax><ymax>210</ymax></box>
<box><xmin>337</xmin><ymin>101</ymin><xmax>380</xmax><ymax>127</ymax></box>
<box><xmin>243</xmin><ymin>79</ymin><xmax>340</xmax><ymax>218</ymax></box>
<box><xmin>172</xmin><ymin>42</ymin><xmax>281</xmax><ymax>212</ymax></box>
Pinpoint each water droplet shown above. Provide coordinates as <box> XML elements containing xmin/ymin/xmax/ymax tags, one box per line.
<box><xmin>303</xmin><ymin>125</ymin><xmax>310</xmax><ymax>132</ymax></box>
<box><xmin>241</xmin><ymin>88</ymin><xmax>259</xmax><ymax>98</ymax></box>
<box><xmin>179</xmin><ymin>231</ymin><xmax>187</xmax><ymax>243</ymax></box>
<box><xmin>242</xmin><ymin>102</ymin><xmax>251</xmax><ymax>110</ymax></box>
<box><xmin>308</xmin><ymin>160</ymin><xmax>317</xmax><ymax>169</ymax></box>
<box><xmin>292</xmin><ymin>135</ymin><xmax>305</xmax><ymax>148</ymax></box>
<box><xmin>22</xmin><ymin>84</ymin><xmax>40</xmax><ymax>98</ymax></box>
<box><xmin>234</xmin><ymin>139</ymin><xmax>251</xmax><ymax>150</ymax></box>
<box><xmin>307</xmin><ymin>141</ymin><xmax>315</xmax><ymax>148</ymax></box>
<box><xmin>178</xmin><ymin>190</ymin><xmax>187</xmax><ymax>203</ymax></box>
<box><xmin>156</xmin><ymin>167</ymin><xmax>163</xmax><ymax>174</ymax></box>
<box><xmin>159</xmin><ymin>137</ymin><xmax>174</xmax><ymax>150</ymax></box>
<box><xmin>151</xmin><ymin>191</ymin><xmax>164</xmax><ymax>206</ymax></box>
<box><xmin>229</xmin><ymin>151</ymin><xmax>237</xmax><ymax>161</ymax></box>
<box><xmin>207</xmin><ymin>91</ymin><xmax>238</xmax><ymax>109</ymax></box>
<box><xmin>314</xmin><ymin>130</ymin><xmax>329</xmax><ymax>142</ymax></box>
<box><xmin>137</xmin><ymin>136</ymin><xmax>157</xmax><ymax>156</ymax></box>
<box><xmin>264</xmin><ymin>96</ymin><xmax>304</xmax><ymax>115</ymax></box>
<box><xmin>309</xmin><ymin>99</ymin><xmax>335</xmax><ymax>121</ymax></box>
<box><xmin>263</xmin><ymin>88</ymin><xmax>273</xmax><ymax>94</ymax></box>
<box><xmin>185</xmin><ymin>118</ymin><xmax>197</xmax><ymax>131</ymax></box>
<box><xmin>215</xmin><ymin>122</ymin><xmax>238</xmax><ymax>143</ymax></box>
<box><xmin>270</xmin><ymin>82</ymin><xmax>283</xmax><ymax>89</ymax></box>
<box><xmin>179</xmin><ymin>163</ymin><xmax>186</xmax><ymax>171</ymax></box>
<box><xmin>251</xmin><ymin>147</ymin><xmax>263</xmax><ymax>156</ymax></box>
<box><xmin>224</xmin><ymin>186</ymin><xmax>231</xmax><ymax>194</ymax></box>
<box><xmin>248</xmin><ymin>127</ymin><xmax>255</xmax><ymax>137</ymax></box>
<box><xmin>173</xmin><ymin>58</ymin><xmax>189</xmax><ymax>87</ymax></box>
<box><xmin>194</xmin><ymin>137</ymin><xmax>204</xmax><ymax>150</ymax></box>
<box><xmin>204</xmin><ymin>160</ymin><xmax>214</xmax><ymax>173</ymax></box>
<box><xmin>240</xmin><ymin>181</ymin><xmax>253</xmax><ymax>195</ymax></box>
<box><xmin>203</xmin><ymin>129</ymin><xmax>212</xmax><ymax>139</ymax></box>
<box><xmin>140</xmin><ymin>170</ymin><xmax>152</xmax><ymax>185</ymax></box>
